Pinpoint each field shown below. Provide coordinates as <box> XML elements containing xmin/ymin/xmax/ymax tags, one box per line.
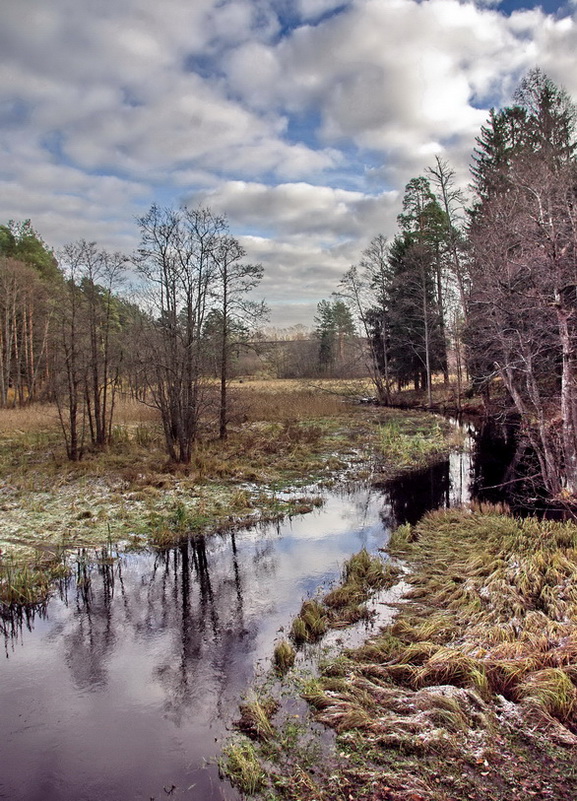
<box><xmin>0</xmin><ymin>379</ymin><xmax>454</xmax><ymax>605</ymax></box>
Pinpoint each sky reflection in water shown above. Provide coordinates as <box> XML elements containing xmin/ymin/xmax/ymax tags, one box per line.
<box><xmin>0</xmin><ymin>441</ymin><xmax>473</xmax><ymax>801</ymax></box>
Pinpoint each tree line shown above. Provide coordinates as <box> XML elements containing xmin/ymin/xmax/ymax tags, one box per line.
<box><xmin>0</xmin><ymin>208</ymin><xmax>265</xmax><ymax>462</ymax></box>
<box><xmin>337</xmin><ymin>68</ymin><xmax>577</xmax><ymax>499</ymax></box>
<box><xmin>4</xmin><ymin>68</ymin><xmax>577</xmax><ymax>498</ymax></box>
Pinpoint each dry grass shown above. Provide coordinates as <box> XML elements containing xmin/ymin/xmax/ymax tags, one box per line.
<box><xmin>290</xmin><ymin>549</ymin><xmax>401</xmax><ymax>645</ymax></box>
<box><xmin>0</xmin><ymin>403</ymin><xmax>60</xmax><ymax>434</ymax></box>
<box><xmin>248</xmin><ymin>508</ymin><xmax>577</xmax><ymax>801</ymax></box>
<box><xmin>310</xmin><ymin>508</ymin><xmax>577</xmax><ymax>742</ymax></box>
<box><xmin>0</xmin><ymin>383</ymin><xmax>456</xmax><ymax>611</ymax></box>
<box><xmin>221</xmin><ymin>505</ymin><xmax>577</xmax><ymax>801</ymax></box>
<box><xmin>273</xmin><ymin>639</ymin><xmax>296</xmax><ymax>675</ymax></box>
<box><xmin>236</xmin><ymin>697</ymin><xmax>279</xmax><ymax>742</ymax></box>
<box><xmin>219</xmin><ymin>739</ymin><xmax>266</xmax><ymax>795</ymax></box>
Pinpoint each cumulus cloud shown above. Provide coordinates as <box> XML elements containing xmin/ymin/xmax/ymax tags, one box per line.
<box><xmin>1</xmin><ymin>0</ymin><xmax>577</xmax><ymax>323</ymax></box>
<box><xmin>186</xmin><ymin>180</ymin><xmax>400</xmax><ymax>325</ymax></box>
<box><xmin>189</xmin><ymin>180</ymin><xmax>397</xmax><ymax>240</ymax></box>
<box><xmin>225</xmin><ymin>0</ymin><xmax>577</xmax><ymax>185</ymax></box>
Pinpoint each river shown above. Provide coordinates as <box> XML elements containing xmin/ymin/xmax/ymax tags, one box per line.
<box><xmin>0</xmin><ymin>420</ymin><xmax>479</xmax><ymax>801</ymax></box>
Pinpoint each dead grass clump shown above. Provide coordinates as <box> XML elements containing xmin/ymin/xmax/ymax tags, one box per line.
<box><xmin>273</xmin><ymin>639</ymin><xmax>296</xmax><ymax>675</ymax></box>
<box><xmin>290</xmin><ymin>599</ymin><xmax>329</xmax><ymax>644</ymax></box>
<box><xmin>219</xmin><ymin>739</ymin><xmax>266</xmax><ymax>795</ymax></box>
<box><xmin>0</xmin><ymin>554</ymin><xmax>68</xmax><ymax>607</ymax></box>
<box><xmin>353</xmin><ymin>633</ymin><xmax>405</xmax><ymax>664</ymax></box>
<box><xmin>236</xmin><ymin>697</ymin><xmax>279</xmax><ymax>742</ymax></box>
<box><xmin>290</xmin><ymin>550</ymin><xmax>401</xmax><ymax>648</ymax></box>
<box><xmin>518</xmin><ymin>668</ymin><xmax>577</xmax><ymax>724</ymax></box>
<box><xmin>302</xmin><ymin>679</ymin><xmax>335</xmax><ymax>711</ymax></box>
<box><xmin>325</xmin><ymin>550</ymin><xmax>399</xmax><ymax>626</ymax></box>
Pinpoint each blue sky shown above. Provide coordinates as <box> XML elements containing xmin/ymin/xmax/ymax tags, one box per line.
<box><xmin>1</xmin><ymin>0</ymin><xmax>576</xmax><ymax>326</ymax></box>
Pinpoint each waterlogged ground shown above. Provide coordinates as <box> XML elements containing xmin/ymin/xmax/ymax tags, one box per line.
<box><xmin>1</xmin><ymin>485</ymin><xmax>417</xmax><ymax>801</ymax></box>
<box><xmin>0</xmin><ymin>402</ymin><xmax>454</xmax><ymax>564</ymax></box>
<box><xmin>0</xmin><ymin>393</ymin><xmax>469</xmax><ymax>801</ymax></box>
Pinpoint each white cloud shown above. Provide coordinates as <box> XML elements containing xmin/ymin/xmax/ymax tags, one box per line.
<box><xmin>188</xmin><ymin>180</ymin><xmax>398</xmax><ymax>240</ymax></box>
<box><xmin>187</xmin><ymin>180</ymin><xmax>400</xmax><ymax>324</ymax></box>
<box><xmin>1</xmin><ymin>0</ymin><xmax>577</xmax><ymax>325</ymax></box>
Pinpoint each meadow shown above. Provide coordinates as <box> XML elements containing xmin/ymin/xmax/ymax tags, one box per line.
<box><xmin>0</xmin><ymin>378</ymin><xmax>453</xmax><ymax>606</ymax></box>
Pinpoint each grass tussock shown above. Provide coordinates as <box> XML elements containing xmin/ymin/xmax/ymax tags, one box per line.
<box><xmin>236</xmin><ymin>697</ymin><xmax>279</xmax><ymax>742</ymax></box>
<box><xmin>0</xmin><ymin>553</ymin><xmax>68</xmax><ymax>607</ymax></box>
<box><xmin>378</xmin><ymin>416</ymin><xmax>450</xmax><ymax>470</ymax></box>
<box><xmin>222</xmin><ymin>505</ymin><xmax>577</xmax><ymax>801</ymax></box>
<box><xmin>219</xmin><ymin>740</ymin><xmax>266</xmax><ymax>795</ymax></box>
<box><xmin>306</xmin><ymin>509</ymin><xmax>577</xmax><ymax>763</ymax></box>
<box><xmin>225</xmin><ymin>505</ymin><xmax>577</xmax><ymax>801</ymax></box>
<box><xmin>273</xmin><ymin>639</ymin><xmax>296</xmax><ymax>675</ymax></box>
<box><xmin>290</xmin><ymin>549</ymin><xmax>401</xmax><ymax>645</ymax></box>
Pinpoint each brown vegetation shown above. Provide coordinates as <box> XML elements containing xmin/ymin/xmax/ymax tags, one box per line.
<box><xmin>0</xmin><ymin>381</ymin><xmax>454</xmax><ymax>608</ymax></box>
<box><xmin>226</xmin><ymin>507</ymin><xmax>577</xmax><ymax>801</ymax></box>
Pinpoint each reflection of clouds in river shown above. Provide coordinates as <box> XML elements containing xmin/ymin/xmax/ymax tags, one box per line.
<box><xmin>0</xmin><ymin>486</ymin><xmax>392</xmax><ymax>801</ymax></box>
<box><xmin>0</xmin><ymin>420</ymin><xmax>486</xmax><ymax>801</ymax></box>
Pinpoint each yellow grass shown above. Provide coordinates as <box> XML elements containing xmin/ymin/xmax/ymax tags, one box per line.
<box><xmin>0</xmin><ymin>404</ymin><xmax>60</xmax><ymax>434</ymax></box>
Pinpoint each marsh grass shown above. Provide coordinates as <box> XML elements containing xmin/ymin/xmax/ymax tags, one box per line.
<box><xmin>224</xmin><ymin>506</ymin><xmax>577</xmax><ymax>801</ymax></box>
<box><xmin>0</xmin><ymin>383</ymin><xmax>455</xmax><ymax>607</ymax></box>
<box><xmin>0</xmin><ymin>552</ymin><xmax>68</xmax><ymax>607</ymax></box>
<box><xmin>273</xmin><ymin>639</ymin><xmax>296</xmax><ymax>674</ymax></box>
<box><xmin>289</xmin><ymin>549</ymin><xmax>400</xmax><ymax>646</ymax></box>
<box><xmin>378</xmin><ymin>417</ymin><xmax>449</xmax><ymax>469</ymax></box>
<box><xmin>236</xmin><ymin>697</ymin><xmax>279</xmax><ymax>742</ymax></box>
<box><xmin>219</xmin><ymin>740</ymin><xmax>266</xmax><ymax>794</ymax></box>
<box><xmin>301</xmin><ymin>508</ymin><xmax>577</xmax><ymax>786</ymax></box>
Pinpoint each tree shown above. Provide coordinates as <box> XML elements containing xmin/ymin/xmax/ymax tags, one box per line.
<box><xmin>0</xmin><ymin>221</ymin><xmax>61</xmax><ymax>408</ymax></box>
<box><xmin>314</xmin><ymin>299</ymin><xmax>356</xmax><ymax>376</ymax></box>
<box><xmin>134</xmin><ymin>206</ymin><xmax>261</xmax><ymax>458</ymax></box>
<box><xmin>2</xmin><ymin>220</ymin><xmax>61</xmax><ymax>283</ymax></box>
<box><xmin>339</xmin><ymin>236</ymin><xmax>394</xmax><ymax>402</ymax></box>
<box><xmin>134</xmin><ymin>205</ymin><xmax>224</xmax><ymax>462</ymax></box>
<box><xmin>427</xmin><ymin>157</ymin><xmax>470</xmax><ymax>406</ymax></box>
<box><xmin>391</xmin><ymin>177</ymin><xmax>448</xmax><ymax>404</ymax></box>
<box><xmin>0</xmin><ymin>257</ymin><xmax>52</xmax><ymax>406</ymax></box>
<box><xmin>211</xmin><ymin>235</ymin><xmax>265</xmax><ymax>439</ymax></box>
<box><xmin>57</xmin><ymin>241</ymin><xmax>125</xmax><ymax>451</ymax></box>
<box><xmin>468</xmin><ymin>69</ymin><xmax>577</xmax><ymax>497</ymax></box>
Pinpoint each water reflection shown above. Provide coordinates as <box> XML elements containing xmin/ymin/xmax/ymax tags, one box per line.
<box><xmin>470</xmin><ymin>417</ymin><xmax>518</xmax><ymax>505</ymax></box>
<box><xmin>0</xmin><ymin>423</ymin><xmax>480</xmax><ymax>801</ymax></box>
<box><xmin>1</xmin><ymin>488</ymin><xmax>396</xmax><ymax>801</ymax></box>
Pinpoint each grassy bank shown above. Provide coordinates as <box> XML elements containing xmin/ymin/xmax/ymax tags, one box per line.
<box><xmin>0</xmin><ymin>380</ymin><xmax>454</xmax><ymax>607</ymax></box>
<box><xmin>223</xmin><ymin>507</ymin><xmax>577</xmax><ymax>801</ymax></box>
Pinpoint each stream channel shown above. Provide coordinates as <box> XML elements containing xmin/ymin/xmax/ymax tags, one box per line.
<box><xmin>0</xmin><ymin>418</ymin><xmax>495</xmax><ymax>801</ymax></box>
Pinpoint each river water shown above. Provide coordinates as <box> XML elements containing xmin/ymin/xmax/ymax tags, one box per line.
<box><xmin>0</xmin><ymin>423</ymin><xmax>477</xmax><ymax>801</ymax></box>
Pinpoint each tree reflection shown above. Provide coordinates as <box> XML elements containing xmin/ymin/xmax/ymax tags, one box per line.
<box><xmin>379</xmin><ymin>459</ymin><xmax>451</xmax><ymax>526</ymax></box>
<box><xmin>470</xmin><ymin>419</ymin><xmax>518</xmax><ymax>505</ymax></box>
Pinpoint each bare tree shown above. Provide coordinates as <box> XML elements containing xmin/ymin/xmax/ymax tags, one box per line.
<box><xmin>134</xmin><ymin>205</ymin><xmax>226</xmax><ymax>462</ymax></box>
<box><xmin>60</xmin><ymin>241</ymin><xmax>125</xmax><ymax>448</ymax></box>
<box><xmin>211</xmin><ymin>235</ymin><xmax>265</xmax><ymax>439</ymax></box>
<box><xmin>427</xmin><ymin>157</ymin><xmax>470</xmax><ymax>406</ymax></box>
<box><xmin>469</xmin><ymin>70</ymin><xmax>577</xmax><ymax>496</ymax></box>
<box><xmin>339</xmin><ymin>236</ymin><xmax>393</xmax><ymax>403</ymax></box>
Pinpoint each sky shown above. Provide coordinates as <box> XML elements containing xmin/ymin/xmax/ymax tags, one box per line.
<box><xmin>2</xmin><ymin>0</ymin><xmax>577</xmax><ymax>327</ymax></box>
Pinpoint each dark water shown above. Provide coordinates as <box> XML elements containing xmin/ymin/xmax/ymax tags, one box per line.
<box><xmin>0</xmin><ymin>425</ymin><xmax>476</xmax><ymax>801</ymax></box>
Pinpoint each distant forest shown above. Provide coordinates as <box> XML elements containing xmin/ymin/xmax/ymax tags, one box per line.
<box><xmin>2</xmin><ymin>69</ymin><xmax>577</xmax><ymax>499</ymax></box>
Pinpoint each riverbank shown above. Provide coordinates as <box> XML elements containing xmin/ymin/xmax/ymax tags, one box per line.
<box><xmin>226</xmin><ymin>506</ymin><xmax>577</xmax><ymax>801</ymax></box>
<box><xmin>0</xmin><ymin>380</ymin><xmax>457</xmax><ymax>606</ymax></box>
